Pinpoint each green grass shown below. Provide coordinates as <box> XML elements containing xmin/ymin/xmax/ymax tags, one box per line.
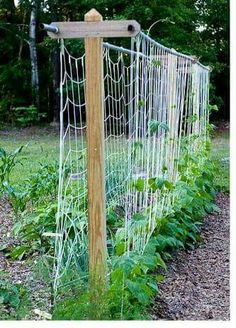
<box><xmin>0</xmin><ymin>127</ymin><xmax>59</xmax><ymax>185</ymax></box>
<box><xmin>211</xmin><ymin>128</ymin><xmax>230</xmax><ymax>192</ymax></box>
<box><xmin>0</xmin><ymin>125</ymin><xmax>230</xmax><ymax>192</ymax></box>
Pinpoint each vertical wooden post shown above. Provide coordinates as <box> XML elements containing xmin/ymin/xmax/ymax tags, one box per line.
<box><xmin>166</xmin><ymin>52</ymin><xmax>177</xmax><ymax>180</ymax></box>
<box><xmin>84</xmin><ymin>9</ymin><xmax>106</xmax><ymax>287</ymax></box>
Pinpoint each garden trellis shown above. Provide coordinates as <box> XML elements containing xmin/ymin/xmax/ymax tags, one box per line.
<box><xmin>43</xmin><ymin>9</ymin><xmax>210</xmax><ymax>297</ymax></box>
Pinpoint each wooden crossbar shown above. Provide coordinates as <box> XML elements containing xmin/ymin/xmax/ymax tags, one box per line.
<box><xmin>46</xmin><ymin>20</ymin><xmax>140</xmax><ymax>39</ymax></box>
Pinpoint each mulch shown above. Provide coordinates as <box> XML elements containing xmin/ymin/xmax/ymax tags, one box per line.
<box><xmin>152</xmin><ymin>192</ymin><xmax>230</xmax><ymax>320</ymax></box>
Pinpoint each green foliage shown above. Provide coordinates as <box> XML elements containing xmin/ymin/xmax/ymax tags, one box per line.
<box><xmin>0</xmin><ymin>60</ymin><xmax>32</xmax><ymax>123</ymax></box>
<box><xmin>4</xmin><ymin>161</ymin><xmax>60</xmax><ymax>213</ymax></box>
<box><xmin>1</xmin><ymin>161</ymin><xmax>60</xmax><ymax>259</ymax></box>
<box><xmin>0</xmin><ymin>128</ymin><xmax>227</xmax><ymax>320</ymax></box>
<box><xmin>0</xmin><ymin>273</ymin><xmax>30</xmax><ymax>320</ymax></box>
<box><xmin>186</xmin><ymin>113</ymin><xmax>198</xmax><ymax>124</ymax></box>
<box><xmin>53</xmin><ymin>137</ymin><xmax>220</xmax><ymax>320</ymax></box>
<box><xmin>0</xmin><ymin>0</ymin><xmax>229</xmax><ymax>123</ymax></box>
<box><xmin>149</xmin><ymin>119</ymin><xmax>169</xmax><ymax>136</ymax></box>
<box><xmin>13</xmin><ymin>106</ymin><xmax>46</xmax><ymax>127</ymax></box>
<box><xmin>210</xmin><ymin>129</ymin><xmax>229</xmax><ymax>192</ymax></box>
<box><xmin>207</xmin><ymin>104</ymin><xmax>219</xmax><ymax>113</ymax></box>
<box><xmin>131</xmin><ymin>140</ymin><xmax>143</xmax><ymax>160</ymax></box>
<box><xmin>0</xmin><ymin>145</ymin><xmax>24</xmax><ymax>188</ymax></box>
<box><xmin>137</xmin><ymin>99</ymin><xmax>145</xmax><ymax>107</ymax></box>
<box><xmin>8</xmin><ymin>201</ymin><xmax>57</xmax><ymax>259</ymax></box>
<box><xmin>152</xmin><ymin>59</ymin><xmax>161</xmax><ymax>67</ymax></box>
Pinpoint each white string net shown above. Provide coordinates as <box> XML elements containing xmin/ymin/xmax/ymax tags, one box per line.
<box><xmin>53</xmin><ymin>32</ymin><xmax>210</xmax><ymax>293</ymax></box>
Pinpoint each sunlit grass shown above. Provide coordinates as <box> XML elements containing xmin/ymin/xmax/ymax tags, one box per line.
<box><xmin>211</xmin><ymin>128</ymin><xmax>229</xmax><ymax>192</ymax></box>
<box><xmin>0</xmin><ymin>127</ymin><xmax>59</xmax><ymax>185</ymax></box>
<box><xmin>1</xmin><ymin>125</ymin><xmax>230</xmax><ymax>192</ymax></box>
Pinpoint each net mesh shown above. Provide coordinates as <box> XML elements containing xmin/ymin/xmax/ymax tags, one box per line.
<box><xmin>54</xmin><ymin>32</ymin><xmax>210</xmax><ymax>293</ymax></box>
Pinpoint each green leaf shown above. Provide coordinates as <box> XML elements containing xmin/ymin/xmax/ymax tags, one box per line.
<box><xmin>155</xmin><ymin>274</ymin><xmax>165</xmax><ymax>282</ymax></box>
<box><xmin>111</xmin><ymin>268</ymin><xmax>124</xmax><ymax>283</ymax></box>
<box><xmin>152</xmin><ymin>59</ymin><xmax>161</xmax><ymax>67</ymax></box>
<box><xmin>126</xmin><ymin>279</ymin><xmax>150</xmax><ymax>304</ymax></box>
<box><xmin>115</xmin><ymin>242</ymin><xmax>125</xmax><ymax>256</ymax></box>
<box><xmin>163</xmin><ymin>180</ymin><xmax>174</xmax><ymax>190</ymax></box>
<box><xmin>159</xmin><ymin>122</ymin><xmax>169</xmax><ymax>132</ymax></box>
<box><xmin>149</xmin><ymin>120</ymin><xmax>160</xmax><ymax>136</ymax></box>
<box><xmin>137</xmin><ymin>99</ymin><xmax>145</xmax><ymax>107</ymax></box>
<box><xmin>156</xmin><ymin>177</ymin><xmax>165</xmax><ymax>189</ymax></box>
<box><xmin>132</xmin><ymin>213</ymin><xmax>145</xmax><ymax>221</ymax></box>
<box><xmin>148</xmin><ymin>178</ymin><xmax>158</xmax><ymax>192</ymax></box>
<box><xmin>0</xmin><ymin>245</ymin><xmax>8</xmax><ymax>252</ymax></box>
<box><xmin>133</xmin><ymin>178</ymin><xmax>145</xmax><ymax>192</ymax></box>
<box><xmin>156</xmin><ymin>253</ymin><xmax>167</xmax><ymax>270</ymax></box>
<box><xmin>207</xmin><ymin>104</ymin><xmax>218</xmax><ymax>112</ymax></box>
<box><xmin>147</xmin><ymin>281</ymin><xmax>159</xmax><ymax>292</ymax></box>
<box><xmin>6</xmin><ymin>245</ymin><xmax>29</xmax><ymax>260</ymax></box>
<box><xmin>149</xmin><ymin>120</ymin><xmax>169</xmax><ymax>136</ymax></box>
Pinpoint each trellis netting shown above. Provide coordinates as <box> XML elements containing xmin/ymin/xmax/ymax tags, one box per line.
<box><xmin>54</xmin><ymin>31</ymin><xmax>210</xmax><ymax>293</ymax></box>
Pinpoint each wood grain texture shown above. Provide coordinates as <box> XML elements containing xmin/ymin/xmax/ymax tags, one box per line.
<box><xmin>166</xmin><ymin>53</ymin><xmax>178</xmax><ymax>180</ymax></box>
<box><xmin>47</xmin><ymin>20</ymin><xmax>140</xmax><ymax>39</ymax></box>
<box><xmin>84</xmin><ymin>9</ymin><xmax>107</xmax><ymax>284</ymax></box>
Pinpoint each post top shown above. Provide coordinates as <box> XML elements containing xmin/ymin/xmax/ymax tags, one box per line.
<box><xmin>85</xmin><ymin>8</ymin><xmax>103</xmax><ymax>22</ymax></box>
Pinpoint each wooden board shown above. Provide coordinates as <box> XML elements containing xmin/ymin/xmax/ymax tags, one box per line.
<box><xmin>47</xmin><ymin>20</ymin><xmax>140</xmax><ymax>39</ymax></box>
<box><xmin>84</xmin><ymin>9</ymin><xmax>107</xmax><ymax>286</ymax></box>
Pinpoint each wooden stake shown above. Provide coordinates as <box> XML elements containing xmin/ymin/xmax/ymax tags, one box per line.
<box><xmin>167</xmin><ymin>53</ymin><xmax>177</xmax><ymax>180</ymax></box>
<box><xmin>84</xmin><ymin>9</ymin><xmax>107</xmax><ymax>287</ymax></box>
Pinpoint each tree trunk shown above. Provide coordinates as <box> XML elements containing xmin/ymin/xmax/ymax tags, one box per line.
<box><xmin>18</xmin><ymin>10</ymin><xmax>26</xmax><ymax>60</ymax></box>
<box><xmin>29</xmin><ymin>4</ymin><xmax>39</xmax><ymax>109</ymax></box>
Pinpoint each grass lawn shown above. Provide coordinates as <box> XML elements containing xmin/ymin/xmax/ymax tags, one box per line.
<box><xmin>0</xmin><ymin>127</ymin><xmax>59</xmax><ymax>186</ymax></box>
<box><xmin>0</xmin><ymin>124</ymin><xmax>230</xmax><ymax>191</ymax></box>
<box><xmin>211</xmin><ymin>127</ymin><xmax>230</xmax><ymax>192</ymax></box>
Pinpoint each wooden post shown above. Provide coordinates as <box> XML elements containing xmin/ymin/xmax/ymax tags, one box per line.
<box><xmin>84</xmin><ymin>9</ymin><xmax>106</xmax><ymax>288</ymax></box>
<box><xmin>166</xmin><ymin>52</ymin><xmax>177</xmax><ymax>181</ymax></box>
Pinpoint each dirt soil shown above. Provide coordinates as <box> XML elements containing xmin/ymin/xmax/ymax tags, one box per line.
<box><xmin>152</xmin><ymin>192</ymin><xmax>230</xmax><ymax>320</ymax></box>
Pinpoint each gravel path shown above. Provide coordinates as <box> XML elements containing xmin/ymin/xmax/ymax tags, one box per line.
<box><xmin>152</xmin><ymin>192</ymin><xmax>230</xmax><ymax>320</ymax></box>
<box><xmin>0</xmin><ymin>196</ymin><xmax>52</xmax><ymax>320</ymax></box>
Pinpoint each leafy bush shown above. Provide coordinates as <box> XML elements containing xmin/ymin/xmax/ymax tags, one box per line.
<box><xmin>0</xmin><ymin>161</ymin><xmax>61</xmax><ymax>260</ymax></box>
<box><xmin>7</xmin><ymin>202</ymin><xmax>57</xmax><ymax>260</ymax></box>
<box><xmin>4</xmin><ymin>162</ymin><xmax>60</xmax><ymax>214</ymax></box>
<box><xmin>13</xmin><ymin>106</ymin><xmax>46</xmax><ymax>127</ymax></box>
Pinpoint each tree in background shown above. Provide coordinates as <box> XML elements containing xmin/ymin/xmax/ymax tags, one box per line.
<box><xmin>195</xmin><ymin>0</ymin><xmax>229</xmax><ymax>119</ymax></box>
<box><xmin>0</xmin><ymin>0</ymin><xmax>229</xmax><ymax>124</ymax></box>
<box><xmin>28</xmin><ymin>0</ymin><xmax>40</xmax><ymax>109</ymax></box>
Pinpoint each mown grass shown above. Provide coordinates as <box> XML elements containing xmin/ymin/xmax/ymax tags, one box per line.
<box><xmin>0</xmin><ymin>125</ymin><xmax>230</xmax><ymax>191</ymax></box>
<box><xmin>211</xmin><ymin>127</ymin><xmax>230</xmax><ymax>192</ymax></box>
<box><xmin>0</xmin><ymin>127</ymin><xmax>59</xmax><ymax>186</ymax></box>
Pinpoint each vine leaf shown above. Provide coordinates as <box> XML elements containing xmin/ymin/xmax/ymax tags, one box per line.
<box><xmin>137</xmin><ymin>99</ymin><xmax>145</xmax><ymax>107</ymax></box>
<box><xmin>149</xmin><ymin>120</ymin><xmax>169</xmax><ymax>136</ymax></box>
<box><xmin>152</xmin><ymin>59</ymin><xmax>161</xmax><ymax>67</ymax></box>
